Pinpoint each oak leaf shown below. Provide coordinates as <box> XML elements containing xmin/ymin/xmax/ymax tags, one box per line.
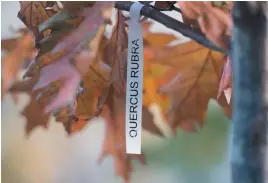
<box><xmin>1</xmin><ymin>33</ymin><xmax>36</xmax><ymax>100</ymax></box>
<box><xmin>9</xmin><ymin>75</ymin><xmax>39</xmax><ymax>94</ymax></box>
<box><xmin>178</xmin><ymin>1</ymin><xmax>232</xmax><ymax>49</ymax></box>
<box><xmin>24</xmin><ymin>12</ymin><xmax>84</xmax><ymax>78</ymax></box>
<box><xmin>21</xmin><ymin>92</ymin><xmax>51</xmax><ymax>136</ymax></box>
<box><xmin>147</xmin><ymin>41</ymin><xmax>231</xmax><ymax>133</ymax></box>
<box><xmin>2</xmin><ymin>38</ymin><xmax>18</xmax><ymax>52</ymax></box>
<box><xmin>143</xmin><ymin>60</ymin><xmax>174</xmax><ymax>121</ymax></box>
<box><xmin>99</xmin><ymin>88</ymin><xmax>161</xmax><ymax>181</ymax></box>
<box><xmin>8</xmin><ymin>74</ymin><xmax>40</xmax><ymax>104</ymax></box>
<box><xmin>142</xmin><ymin>106</ymin><xmax>163</xmax><ymax>136</ymax></box>
<box><xmin>102</xmin><ymin>11</ymin><xmax>128</xmax><ymax>93</ymax></box>
<box><xmin>154</xmin><ymin>1</ymin><xmax>177</xmax><ymax>9</ymax></box>
<box><xmin>4</xmin><ymin>2</ymin><xmax>236</xmax><ymax>182</ymax></box>
<box><xmin>53</xmin><ymin>104</ymin><xmax>90</xmax><ymax>135</ymax></box>
<box><xmin>20</xmin><ymin>4</ymin><xmax>111</xmax><ymax>134</ymax></box>
<box><xmin>32</xmin><ymin>2</ymin><xmax>114</xmax><ymax>113</ymax></box>
<box><xmin>6</xmin><ymin>73</ymin><xmax>53</xmax><ymax>135</ymax></box>
<box><xmin>1</xmin><ymin>28</ymin><xmax>36</xmax><ymax>58</ymax></box>
<box><xmin>101</xmin><ymin>12</ymin><xmax>165</xmax><ymax>136</ymax></box>
<box><xmin>68</xmin><ymin>115</ymin><xmax>90</xmax><ymax>134</ymax></box>
<box><xmin>142</xmin><ymin>22</ymin><xmax>177</xmax><ymax>49</ymax></box>
<box><xmin>141</xmin><ymin>27</ymin><xmax>179</xmax><ymax>120</ymax></box>
<box><xmin>18</xmin><ymin>1</ymin><xmax>58</xmax><ymax>41</ymax></box>
<box><xmin>51</xmin><ymin>28</ymin><xmax>109</xmax><ymax>134</ymax></box>
<box><xmin>57</xmin><ymin>58</ymin><xmax>110</xmax><ymax>135</ymax></box>
<box><xmin>99</xmin><ymin>90</ymin><xmax>146</xmax><ymax>182</ymax></box>
<box><xmin>51</xmin><ymin>85</ymin><xmax>88</xmax><ymax>135</ymax></box>
<box><xmin>37</xmin><ymin>11</ymin><xmax>84</xmax><ymax>55</ymax></box>
<box><xmin>1</xmin><ymin>28</ymin><xmax>37</xmax><ymax>103</ymax></box>
<box><xmin>24</xmin><ymin>50</ymin><xmax>66</xmax><ymax>78</ymax></box>
<box><xmin>97</xmin><ymin>12</ymin><xmax>163</xmax><ymax>181</ymax></box>
<box><xmin>75</xmin><ymin>61</ymin><xmax>109</xmax><ymax>117</ymax></box>
<box><xmin>218</xmin><ymin>56</ymin><xmax>232</xmax><ymax>99</ymax></box>
<box><xmin>33</xmin><ymin>54</ymin><xmax>82</xmax><ymax>113</ymax></box>
<box><xmin>61</xmin><ymin>1</ymin><xmax>96</xmax><ymax>14</ymax></box>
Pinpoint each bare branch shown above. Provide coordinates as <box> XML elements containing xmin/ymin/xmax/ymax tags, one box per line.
<box><xmin>115</xmin><ymin>1</ymin><xmax>227</xmax><ymax>53</ymax></box>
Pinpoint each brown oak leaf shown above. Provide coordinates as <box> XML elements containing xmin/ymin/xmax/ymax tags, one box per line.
<box><xmin>99</xmin><ymin>90</ymin><xmax>146</xmax><ymax>182</ymax></box>
<box><xmin>32</xmin><ymin>2</ymin><xmax>114</xmax><ymax>113</ymax></box>
<box><xmin>178</xmin><ymin>1</ymin><xmax>232</xmax><ymax>49</ymax></box>
<box><xmin>53</xmin><ymin>105</ymin><xmax>90</xmax><ymax>135</ymax></box>
<box><xmin>1</xmin><ymin>33</ymin><xmax>36</xmax><ymax>100</ymax></box>
<box><xmin>102</xmin><ymin>11</ymin><xmax>128</xmax><ymax>94</ymax></box>
<box><xmin>148</xmin><ymin>41</ymin><xmax>231</xmax><ymax>133</ymax></box>
<box><xmin>18</xmin><ymin>1</ymin><xmax>58</xmax><ymax>41</ymax></box>
<box><xmin>51</xmin><ymin>27</ymin><xmax>109</xmax><ymax>134</ymax></box>
<box><xmin>2</xmin><ymin>38</ymin><xmax>18</xmax><ymax>52</ymax></box>
<box><xmin>97</xmin><ymin>11</ymin><xmax>163</xmax><ymax>182</ymax></box>
<box><xmin>21</xmin><ymin>92</ymin><xmax>51</xmax><ymax>136</ymax></box>
<box><xmin>61</xmin><ymin>1</ymin><xmax>96</xmax><ymax>14</ymax></box>
<box><xmin>6</xmin><ymin>73</ymin><xmax>52</xmax><ymax>135</ymax></box>
<box><xmin>141</xmin><ymin>22</ymin><xmax>177</xmax><ymax>49</ymax></box>
<box><xmin>217</xmin><ymin>56</ymin><xmax>232</xmax><ymax>99</ymax></box>
<box><xmin>154</xmin><ymin>1</ymin><xmax>177</xmax><ymax>9</ymax></box>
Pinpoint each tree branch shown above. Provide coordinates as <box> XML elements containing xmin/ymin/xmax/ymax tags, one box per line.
<box><xmin>115</xmin><ymin>1</ymin><xmax>227</xmax><ymax>53</ymax></box>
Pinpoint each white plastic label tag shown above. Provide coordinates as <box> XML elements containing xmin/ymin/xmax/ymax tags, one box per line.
<box><xmin>125</xmin><ymin>2</ymin><xmax>145</xmax><ymax>154</ymax></box>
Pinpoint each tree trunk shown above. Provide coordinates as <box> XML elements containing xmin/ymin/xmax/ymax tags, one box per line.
<box><xmin>231</xmin><ymin>2</ymin><xmax>267</xmax><ymax>183</ymax></box>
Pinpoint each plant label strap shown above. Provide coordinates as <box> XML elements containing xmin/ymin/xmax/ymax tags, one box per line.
<box><xmin>125</xmin><ymin>2</ymin><xmax>145</xmax><ymax>154</ymax></box>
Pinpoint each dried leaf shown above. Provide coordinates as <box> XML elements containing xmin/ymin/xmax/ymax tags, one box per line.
<box><xmin>102</xmin><ymin>11</ymin><xmax>128</xmax><ymax>94</ymax></box>
<box><xmin>154</xmin><ymin>1</ymin><xmax>177</xmax><ymax>9</ymax></box>
<box><xmin>181</xmin><ymin>16</ymin><xmax>200</xmax><ymax>29</ymax></box>
<box><xmin>21</xmin><ymin>92</ymin><xmax>51</xmax><ymax>136</ymax></box>
<box><xmin>1</xmin><ymin>29</ymin><xmax>37</xmax><ymax>71</ymax></box>
<box><xmin>142</xmin><ymin>107</ymin><xmax>163</xmax><ymax>136</ymax></box>
<box><xmin>141</xmin><ymin>21</ymin><xmax>153</xmax><ymax>34</ymax></box>
<box><xmin>224</xmin><ymin>88</ymin><xmax>232</xmax><ymax>104</ymax></box>
<box><xmin>178</xmin><ymin>1</ymin><xmax>232</xmax><ymax>49</ymax></box>
<box><xmin>54</xmin><ymin>105</ymin><xmax>90</xmax><ymax>135</ymax></box>
<box><xmin>143</xmin><ymin>60</ymin><xmax>173</xmax><ymax>121</ymax></box>
<box><xmin>75</xmin><ymin>62</ymin><xmax>109</xmax><ymax>117</ymax></box>
<box><xmin>32</xmin><ymin>2</ymin><xmax>114</xmax><ymax>113</ymax></box>
<box><xmin>9</xmin><ymin>75</ymin><xmax>39</xmax><ymax>94</ymax></box>
<box><xmin>24</xmin><ymin>50</ymin><xmax>66</xmax><ymax>78</ymax></box>
<box><xmin>51</xmin><ymin>26</ymin><xmax>110</xmax><ymax>134</ymax></box>
<box><xmin>144</xmin><ymin>33</ymin><xmax>177</xmax><ymax>48</ymax></box>
<box><xmin>217</xmin><ymin>56</ymin><xmax>232</xmax><ymax>99</ymax></box>
<box><xmin>37</xmin><ymin>12</ymin><xmax>83</xmax><ymax>55</ymax></box>
<box><xmin>97</xmin><ymin>13</ymin><xmax>164</xmax><ymax>181</ymax></box>
<box><xmin>61</xmin><ymin>1</ymin><xmax>96</xmax><ymax>14</ymax></box>
<box><xmin>141</xmin><ymin>21</ymin><xmax>177</xmax><ymax>48</ymax></box>
<box><xmin>99</xmin><ymin>92</ymin><xmax>146</xmax><ymax>182</ymax></box>
<box><xmin>36</xmin><ymin>81</ymin><xmax>62</xmax><ymax>104</ymax></box>
<box><xmin>33</xmin><ymin>54</ymin><xmax>81</xmax><ymax>113</ymax></box>
<box><xmin>1</xmin><ymin>38</ymin><xmax>18</xmax><ymax>52</ymax></box>
<box><xmin>148</xmin><ymin>41</ymin><xmax>231</xmax><ymax>133</ymax></box>
<box><xmin>5</xmin><ymin>2</ymin><xmax>235</xmax><ymax>182</ymax></box>
<box><xmin>18</xmin><ymin>1</ymin><xmax>58</xmax><ymax>41</ymax></box>
<box><xmin>69</xmin><ymin>115</ymin><xmax>89</xmax><ymax>133</ymax></box>
<box><xmin>1</xmin><ymin>33</ymin><xmax>36</xmax><ymax>100</ymax></box>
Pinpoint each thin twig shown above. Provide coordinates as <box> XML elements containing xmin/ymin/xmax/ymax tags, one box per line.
<box><xmin>115</xmin><ymin>1</ymin><xmax>227</xmax><ymax>53</ymax></box>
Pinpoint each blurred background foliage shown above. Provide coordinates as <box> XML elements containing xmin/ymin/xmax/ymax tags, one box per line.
<box><xmin>1</xmin><ymin>2</ymin><xmax>231</xmax><ymax>183</ymax></box>
<box><xmin>2</xmin><ymin>96</ymin><xmax>231</xmax><ymax>183</ymax></box>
